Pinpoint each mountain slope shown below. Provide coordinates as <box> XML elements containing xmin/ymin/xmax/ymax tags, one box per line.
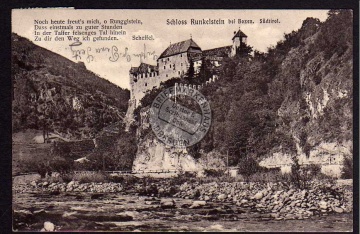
<box><xmin>200</xmin><ymin>10</ymin><xmax>353</xmax><ymax>164</ymax></box>
<box><xmin>12</xmin><ymin>33</ymin><xmax>130</xmax><ymax>140</ymax></box>
<box><xmin>132</xmin><ymin>10</ymin><xmax>353</xmax><ymax>170</ymax></box>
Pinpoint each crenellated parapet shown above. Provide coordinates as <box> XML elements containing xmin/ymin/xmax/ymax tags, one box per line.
<box><xmin>128</xmin><ymin>29</ymin><xmax>248</xmax><ymax>109</ymax></box>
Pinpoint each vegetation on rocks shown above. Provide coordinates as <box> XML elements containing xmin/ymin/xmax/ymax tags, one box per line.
<box><xmin>13</xmin><ymin>10</ymin><xmax>353</xmax><ymax>181</ymax></box>
<box><xmin>12</xmin><ymin>33</ymin><xmax>130</xmax><ymax>140</ymax></box>
<box><xmin>341</xmin><ymin>154</ymin><xmax>353</xmax><ymax>179</ymax></box>
<box><xmin>133</xmin><ymin>10</ymin><xmax>353</xmax><ymax>170</ymax></box>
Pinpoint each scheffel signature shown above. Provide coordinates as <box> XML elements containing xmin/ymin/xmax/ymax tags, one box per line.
<box><xmin>68</xmin><ymin>41</ymin><xmax>158</xmax><ymax>63</ymax></box>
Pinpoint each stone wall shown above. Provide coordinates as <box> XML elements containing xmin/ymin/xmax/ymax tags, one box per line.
<box><xmin>130</xmin><ymin>72</ymin><xmax>161</xmax><ymax>105</ymax></box>
<box><xmin>158</xmin><ymin>52</ymin><xmax>189</xmax><ymax>79</ymax></box>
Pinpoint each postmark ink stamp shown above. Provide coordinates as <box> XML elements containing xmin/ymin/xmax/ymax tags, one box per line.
<box><xmin>149</xmin><ymin>85</ymin><xmax>211</xmax><ymax>147</ymax></box>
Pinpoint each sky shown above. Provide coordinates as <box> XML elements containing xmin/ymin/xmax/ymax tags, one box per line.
<box><xmin>12</xmin><ymin>9</ymin><xmax>329</xmax><ymax>90</ymax></box>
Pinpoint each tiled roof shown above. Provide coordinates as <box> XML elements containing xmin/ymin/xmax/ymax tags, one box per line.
<box><xmin>130</xmin><ymin>63</ymin><xmax>158</xmax><ymax>74</ymax></box>
<box><xmin>203</xmin><ymin>46</ymin><xmax>232</xmax><ymax>57</ymax></box>
<box><xmin>159</xmin><ymin>39</ymin><xmax>201</xmax><ymax>59</ymax></box>
<box><xmin>129</xmin><ymin>67</ymin><xmax>138</xmax><ymax>74</ymax></box>
<box><xmin>188</xmin><ymin>53</ymin><xmax>202</xmax><ymax>61</ymax></box>
<box><xmin>232</xmin><ymin>29</ymin><xmax>247</xmax><ymax>40</ymax></box>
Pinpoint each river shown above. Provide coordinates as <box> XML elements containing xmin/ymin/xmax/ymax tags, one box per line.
<box><xmin>13</xmin><ymin>191</ymin><xmax>353</xmax><ymax>232</ymax></box>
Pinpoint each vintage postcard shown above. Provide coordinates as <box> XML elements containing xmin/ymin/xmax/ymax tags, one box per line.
<box><xmin>11</xmin><ymin>9</ymin><xmax>354</xmax><ymax>232</ymax></box>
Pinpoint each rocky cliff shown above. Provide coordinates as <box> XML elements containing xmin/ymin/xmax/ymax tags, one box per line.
<box><xmin>265</xmin><ymin>11</ymin><xmax>353</xmax><ymax>168</ymax></box>
<box><xmin>132</xmin><ymin>107</ymin><xmax>203</xmax><ymax>173</ymax></box>
<box><xmin>131</xmin><ymin>10</ymin><xmax>353</xmax><ymax>173</ymax></box>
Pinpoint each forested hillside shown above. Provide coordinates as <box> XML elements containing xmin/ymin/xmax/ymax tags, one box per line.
<box><xmin>136</xmin><ymin>10</ymin><xmax>353</xmax><ymax>166</ymax></box>
<box><xmin>12</xmin><ymin>33</ymin><xmax>130</xmax><ymax>140</ymax></box>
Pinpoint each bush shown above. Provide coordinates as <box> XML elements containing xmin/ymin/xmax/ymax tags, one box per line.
<box><xmin>238</xmin><ymin>156</ymin><xmax>262</xmax><ymax>181</ymax></box>
<box><xmin>18</xmin><ymin>157</ymin><xmax>52</xmax><ymax>178</ymax></box>
<box><xmin>61</xmin><ymin>173</ymin><xmax>74</xmax><ymax>183</ymax></box>
<box><xmin>249</xmin><ymin>170</ymin><xmax>289</xmax><ymax>183</ymax></box>
<box><xmin>303</xmin><ymin>164</ymin><xmax>322</xmax><ymax>176</ymax></box>
<box><xmin>42</xmin><ymin>175</ymin><xmax>63</xmax><ymax>184</ymax></box>
<box><xmin>169</xmin><ymin>171</ymin><xmax>197</xmax><ymax>186</ymax></box>
<box><xmin>72</xmin><ymin>172</ymin><xmax>108</xmax><ymax>183</ymax></box>
<box><xmin>49</xmin><ymin>156</ymin><xmax>73</xmax><ymax>175</ymax></box>
<box><xmin>138</xmin><ymin>176</ymin><xmax>160</xmax><ymax>187</ymax></box>
<box><xmin>290</xmin><ymin>157</ymin><xmax>322</xmax><ymax>189</ymax></box>
<box><xmin>259</xmin><ymin>167</ymin><xmax>281</xmax><ymax>173</ymax></box>
<box><xmin>313</xmin><ymin>172</ymin><xmax>335</xmax><ymax>181</ymax></box>
<box><xmin>203</xmin><ymin>168</ymin><xmax>224</xmax><ymax>177</ymax></box>
<box><xmin>107</xmin><ymin>175</ymin><xmax>126</xmax><ymax>183</ymax></box>
<box><xmin>108</xmin><ymin>175</ymin><xmax>140</xmax><ymax>187</ymax></box>
<box><xmin>73</xmin><ymin>160</ymin><xmax>94</xmax><ymax>171</ymax></box>
<box><xmin>341</xmin><ymin>154</ymin><xmax>353</xmax><ymax>179</ymax></box>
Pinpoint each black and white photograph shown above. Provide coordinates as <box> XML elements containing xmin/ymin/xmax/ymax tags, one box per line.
<box><xmin>10</xmin><ymin>8</ymin><xmax>355</xmax><ymax>232</ymax></box>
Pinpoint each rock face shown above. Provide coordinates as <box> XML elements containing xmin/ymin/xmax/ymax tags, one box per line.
<box><xmin>131</xmin><ymin>106</ymin><xmax>204</xmax><ymax>174</ymax></box>
<box><xmin>258</xmin><ymin>14</ymin><xmax>353</xmax><ymax>176</ymax></box>
<box><xmin>132</xmin><ymin>118</ymin><xmax>203</xmax><ymax>173</ymax></box>
<box><xmin>259</xmin><ymin>141</ymin><xmax>351</xmax><ymax>178</ymax></box>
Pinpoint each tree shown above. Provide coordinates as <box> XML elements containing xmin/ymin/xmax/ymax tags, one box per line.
<box><xmin>37</xmin><ymin>99</ymin><xmax>55</xmax><ymax>143</ymax></box>
<box><xmin>254</xmin><ymin>50</ymin><xmax>266</xmax><ymax>62</ymax></box>
<box><xmin>238</xmin><ymin>156</ymin><xmax>261</xmax><ymax>181</ymax></box>
<box><xmin>185</xmin><ymin>58</ymin><xmax>195</xmax><ymax>81</ymax></box>
<box><xmin>341</xmin><ymin>154</ymin><xmax>353</xmax><ymax>179</ymax></box>
<box><xmin>112</xmin><ymin>132</ymin><xmax>138</xmax><ymax>170</ymax></box>
<box><xmin>199</xmin><ymin>57</ymin><xmax>212</xmax><ymax>83</ymax></box>
<box><xmin>236</xmin><ymin>42</ymin><xmax>253</xmax><ymax>58</ymax></box>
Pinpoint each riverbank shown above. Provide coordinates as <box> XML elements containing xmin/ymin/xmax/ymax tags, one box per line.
<box><xmin>13</xmin><ymin>190</ymin><xmax>353</xmax><ymax>232</ymax></box>
<box><xmin>13</xmin><ymin>175</ymin><xmax>353</xmax><ymax>227</ymax></box>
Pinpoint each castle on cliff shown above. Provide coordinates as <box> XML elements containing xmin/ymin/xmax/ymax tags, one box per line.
<box><xmin>125</xmin><ymin>29</ymin><xmax>248</xmax><ymax>125</ymax></box>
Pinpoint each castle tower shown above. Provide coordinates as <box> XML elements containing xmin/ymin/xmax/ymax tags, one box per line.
<box><xmin>231</xmin><ymin>29</ymin><xmax>248</xmax><ymax>57</ymax></box>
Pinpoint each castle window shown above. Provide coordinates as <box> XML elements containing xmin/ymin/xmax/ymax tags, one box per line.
<box><xmin>145</xmin><ymin>73</ymin><xmax>148</xmax><ymax>78</ymax></box>
<box><xmin>145</xmin><ymin>83</ymin><xmax>147</xmax><ymax>86</ymax></box>
<box><xmin>178</xmin><ymin>71</ymin><xmax>181</xmax><ymax>75</ymax></box>
<box><xmin>168</xmin><ymin>58</ymin><xmax>169</xmax><ymax>61</ymax></box>
<box><xmin>170</xmin><ymin>64</ymin><xmax>172</xmax><ymax>68</ymax></box>
<box><xmin>166</xmin><ymin>74</ymin><xmax>168</xmax><ymax>77</ymax></box>
<box><xmin>180</xmin><ymin>54</ymin><xmax>182</xmax><ymax>57</ymax></box>
<box><xmin>181</xmin><ymin>63</ymin><xmax>183</xmax><ymax>66</ymax></box>
<box><xmin>164</xmin><ymin>66</ymin><xmax>166</xmax><ymax>69</ymax></box>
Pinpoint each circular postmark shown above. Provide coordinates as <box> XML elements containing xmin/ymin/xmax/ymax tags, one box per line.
<box><xmin>149</xmin><ymin>85</ymin><xmax>211</xmax><ymax>148</ymax></box>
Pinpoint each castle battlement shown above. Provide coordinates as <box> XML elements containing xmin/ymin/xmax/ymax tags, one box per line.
<box><xmin>128</xmin><ymin>29</ymin><xmax>248</xmax><ymax>109</ymax></box>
